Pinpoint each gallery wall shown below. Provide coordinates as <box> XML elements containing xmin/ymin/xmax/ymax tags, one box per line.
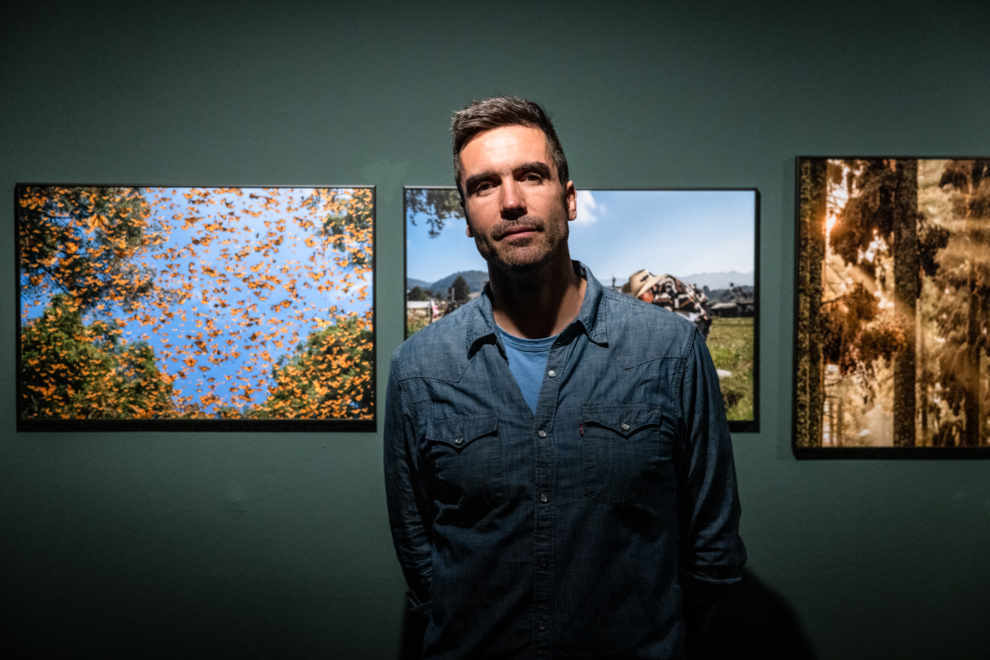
<box><xmin>2</xmin><ymin>1</ymin><xmax>988</xmax><ymax>658</ymax></box>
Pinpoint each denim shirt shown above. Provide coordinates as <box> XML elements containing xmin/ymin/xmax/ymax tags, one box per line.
<box><xmin>384</xmin><ymin>263</ymin><xmax>746</xmax><ymax>660</ymax></box>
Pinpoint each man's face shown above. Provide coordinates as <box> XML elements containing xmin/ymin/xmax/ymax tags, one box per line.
<box><xmin>458</xmin><ymin>124</ymin><xmax>576</xmax><ymax>272</ymax></box>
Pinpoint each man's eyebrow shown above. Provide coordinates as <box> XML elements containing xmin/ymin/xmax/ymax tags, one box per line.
<box><xmin>516</xmin><ymin>162</ymin><xmax>553</xmax><ymax>178</ymax></box>
<box><xmin>464</xmin><ymin>171</ymin><xmax>496</xmax><ymax>193</ymax></box>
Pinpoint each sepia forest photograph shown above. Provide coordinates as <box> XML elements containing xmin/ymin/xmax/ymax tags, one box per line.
<box><xmin>796</xmin><ymin>158</ymin><xmax>990</xmax><ymax>454</ymax></box>
<box><xmin>17</xmin><ymin>185</ymin><xmax>375</xmax><ymax>430</ymax></box>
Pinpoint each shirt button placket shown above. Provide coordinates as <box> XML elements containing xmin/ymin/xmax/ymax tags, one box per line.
<box><xmin>533</xmin><ymin>421</ymin><xmax>554</xmax><ymax>654</ymax></box>
<box><xmin>532</xmin><ymin>342</ymin><xmax>569</xmax><ymax>658</ymax></box>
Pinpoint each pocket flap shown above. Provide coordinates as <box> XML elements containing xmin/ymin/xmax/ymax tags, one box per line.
<box><xmin>426</xmin><ymin>414</ymin><xmax>499</xmax><ymax>449</ymax></box>
<box><xmin>581</xmin><ymin>404</ymin><xmax>660</xmax><ymax>437</ymax></box>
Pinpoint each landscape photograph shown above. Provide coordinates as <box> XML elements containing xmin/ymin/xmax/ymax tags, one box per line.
<box><xmin>17</xmin><ymin>185</ymin><xmax>375</xmax><ymax>429</ymax></box>
<box><xmin>795</xmin><ymin>158</ymin><xmax>990</xmax><ymax>454</ymax></box>
<box><xmin>405</xmin><ymin>186</ymin><xmax>758</xmax><ymax>428</ymax></box>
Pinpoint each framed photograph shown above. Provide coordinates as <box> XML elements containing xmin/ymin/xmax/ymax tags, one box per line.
<box><xmin>16</xmin><ymin>185</ymin><xmax>376</xmax><ymax>432</ymax></box>
<box><xmin>404</xmin><ymin>186</ymin><xmax>760</xmax><ymax>433</ymax></box>
<box><xmin>794</xmin><ymin>158</ymin><xmax>990</xmax><ymax>458</ymax></box>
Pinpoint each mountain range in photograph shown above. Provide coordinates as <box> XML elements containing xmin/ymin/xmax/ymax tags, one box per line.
<box><xmin>408</xmin><ymin>270</ymin><xmax>754</xmax><ymax>296</ymax></box>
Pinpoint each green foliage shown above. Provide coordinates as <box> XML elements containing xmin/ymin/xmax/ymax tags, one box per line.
<box><xmin>408</xmin><ymin>286</ymin><xmax>434</xmax><ymax>301</ymax></box>
<box><xmin>406</xmin><ymin>188</ymin><xmax>464</xmax><ymax>238</ymax></box>
<box><xmin>20</xmin><ymin>295</ymin><xmax>176</xmax><ymax>419</ymax></box>
<box><xmin>451</xmin><ymin>275</ymin><xmax>470</xmax><ymax>302</ymax></box>
<box><xmin>213</xmin><ymin>405</ymin><xmax>244</xmax><ymax>420</ymax></box>
<box><xmin>259</xmin><ymin>314</ymin><xmax>375</xmax><ymax>419</ymax></box>
<box><xmin>407</xmin><ymin>314</ymin><xmax>430</xmax><ymax>336</ymax></box>
<box><xmin>19</xmin><ymin>186</ymin><xmax>161</xmax><ymax>314</ymax></box>
<box><xmin>312</xmin><ymin>188</ymin><xmax>375</xmax><ymax>268</ymax></box>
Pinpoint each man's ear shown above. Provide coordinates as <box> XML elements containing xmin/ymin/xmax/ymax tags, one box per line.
<box><xmin>565</xmin><ymin>181</ymin><xmax>577</xmax><ymax>221</ymax></box>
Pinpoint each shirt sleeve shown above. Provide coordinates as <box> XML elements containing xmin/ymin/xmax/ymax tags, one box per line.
<box><xmin>383</xmin><ymin>349</ymin><xmax>435</xmax><ymax>617</ymax></box>
<box><xmin>675</xmin><ymin>328</ymin><xmax>747</xmax><ymax>605</ymax></box>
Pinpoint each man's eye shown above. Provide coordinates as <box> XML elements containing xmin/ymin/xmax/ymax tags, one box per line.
<box><xmin>473</xmin><ymin>182</ymin><xmax>494</xmax><ymax>194</ymax></box>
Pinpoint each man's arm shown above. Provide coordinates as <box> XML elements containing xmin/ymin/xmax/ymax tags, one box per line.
<box><xmin>383</xmin><ymin>351</ymin><xmax>434</xmax><ymax>616</ymax></box>
<box><xmin>675</xmin><ymin>328</ymin><xmax>747</xmax><ymax>645</ymax></box>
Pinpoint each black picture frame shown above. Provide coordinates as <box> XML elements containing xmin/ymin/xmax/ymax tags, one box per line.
<box><xmin>404</xmin><ymin>186</ymin><xmax>761</xmax><ymax>434</ymax></box>
<box><xmin>793</xmin><ymin>157</ymin><xmax>990</xmax><ymax>458</ymax></box>
<box><xmin>16</xmin><ymin>183</ymin><xmax>377</xmax><ymax>433</ymax></box>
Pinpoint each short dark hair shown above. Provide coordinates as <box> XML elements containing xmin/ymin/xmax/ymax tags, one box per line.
<box><xmin>451</xmin><ymin>96</ymin><xmax>569</xmax><ymax>197</ymax></box>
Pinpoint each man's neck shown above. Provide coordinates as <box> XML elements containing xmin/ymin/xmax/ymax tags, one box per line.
<box><xmin>487</xmin><ymin>252</ymin><xmax>586</xmax><ymax>339</ymax></box>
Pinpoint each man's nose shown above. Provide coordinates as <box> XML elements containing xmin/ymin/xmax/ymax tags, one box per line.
<box><xmin>500</xmin><ymin>179</ymin><xmax>526</xmax><ymax>219</ymax></box>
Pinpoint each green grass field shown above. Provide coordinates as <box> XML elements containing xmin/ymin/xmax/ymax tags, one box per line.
<box><xmin>406</xmin><ymin>313</ymin><xmax>430</xmax><ymax>336</ymax></box>
<box><xmin>706</xmin><ymin>317</ymin><xmax>754</xmax><ymax>421</ymax></box>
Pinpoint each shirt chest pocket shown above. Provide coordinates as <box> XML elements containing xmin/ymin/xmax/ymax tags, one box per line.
<box><xmin>581</xmin><ymin>404</ymin><xmax>667</xmax><ymax>509</ymax></box>
<box><xmin>425</xmin><ymin>414</ymin><xmax>505</xmax><ymax>508</ymax></box>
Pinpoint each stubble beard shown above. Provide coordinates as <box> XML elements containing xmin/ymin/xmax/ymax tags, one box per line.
<box><xmin>469</xmin><ymin>205</ymin><xmax>570</xmax><ymax>276</ymax></box>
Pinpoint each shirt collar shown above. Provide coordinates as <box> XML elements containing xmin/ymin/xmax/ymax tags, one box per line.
<box><xmin>465</xmin><ymin>261</ymin><xmax>608</xmax><ymax>357</ymax></box>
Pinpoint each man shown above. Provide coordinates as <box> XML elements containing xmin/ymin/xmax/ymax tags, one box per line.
<box><xmin>622</xmin><ymin>270</ymin><xmax>712</xmax><ymax>339</ymax></box>
<box><xmin>385</xmin><ymin>96</ymin><xmax>745</xmax><ymax>660</ymax></box>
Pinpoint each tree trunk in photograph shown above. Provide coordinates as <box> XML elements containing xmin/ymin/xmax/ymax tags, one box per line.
<box><xmin>836</xmin><ymin>395</ymin><xmax>844</xmax><ymax>446</ymax></box>
<box><xmin>963</xmin><ymin>267</ymin><xmax>980</xmax><ymax>446</ymax></box>
<box><xmin>918</xmin><ymin>308</ymin><xmax>929</xmax><ymax>446</ymax></box>
<box><xmin>797</xmin><ymin>159</ymin><xmax>827</xmax><ymax>447</ymax></box>
<box><xmin>893</xmin><ymin>159</ymin><xmax>919</xmax><ymax>447</ymax></box>
<box><xmin>983</xmin><ymin>353</ymin><xmax>988</xmax><ymax>447</ymax></box>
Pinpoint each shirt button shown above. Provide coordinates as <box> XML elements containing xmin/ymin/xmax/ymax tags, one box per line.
<box><xmin>547</xmin><ymin>370</ymin><xmax>557</xmax><ymax>378</ymax></box>
<box><xmin>454</xmin><ymin>436</ymin><xmax>464</xmax><ymax>445</ymax></box>
<box><xmin>539</xmin><ymin>492</ymin><xmax>549</xmax><ymax>503</ymax></box>
<box><xmin>539</xmin><ymin>557</ymin><xmax>548</xmax><ymax>568</ymax></box>
<box><xmin>537</xmin><ymin>620</ymin><xmax>547</xmax><ymax>632</ymax></box>
<box><xmin>537</xmin><ymin>429</ymin><xmax>547</xmax><ymax>438</ymax></box>
<box><xmin>620</xmin><ymin>422</ymin><xmax>630</xmax><ymax>431</ymax></box>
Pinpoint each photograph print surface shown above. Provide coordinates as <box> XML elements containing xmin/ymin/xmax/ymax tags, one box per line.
<box><xmin>795</xmin><ymin>158</ymin><xmax>990</xmax><ymax>456</ymax></box>
<box><xmin>404</xmin><ymin>186</ymin><xmax>759</xmax><ymax>431</ymax></box>
<box><xmin>17</xmin><ymin>185</ymin><xmax>375</xmax><ymax>431</ymax></box>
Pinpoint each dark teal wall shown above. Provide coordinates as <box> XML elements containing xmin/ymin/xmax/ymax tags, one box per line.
<box><xmin>2</xmin><ymin>1</ymin><xmax>988</xmax><ymax>658</ymax></box>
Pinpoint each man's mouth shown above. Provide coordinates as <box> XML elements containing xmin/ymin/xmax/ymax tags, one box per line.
<box><xmin>498</xmin><ymin>225</ymin><xmax>541</xmax><ymax>240</ymax></box>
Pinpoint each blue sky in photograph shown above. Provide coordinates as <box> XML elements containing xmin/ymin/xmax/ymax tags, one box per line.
<box><xmin>406</xmin><ymin>196</ymin><xmax>487</xmax><ymax>283</ymax></box>
<box><xmin>21</xmin><ymin>186</ymin><xmax>373</xmax><ymax>413</ymax></box>
<box><xmin>406</xmin><ymin>188</ymin><xmax>756</xmax><ymax>289</ymax></box>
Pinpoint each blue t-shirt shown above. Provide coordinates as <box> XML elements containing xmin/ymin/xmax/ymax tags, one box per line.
<box><xmin>494</xmin><ymin>325</ymin><xmax>557</xmax><ymax>414</ymax></box>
